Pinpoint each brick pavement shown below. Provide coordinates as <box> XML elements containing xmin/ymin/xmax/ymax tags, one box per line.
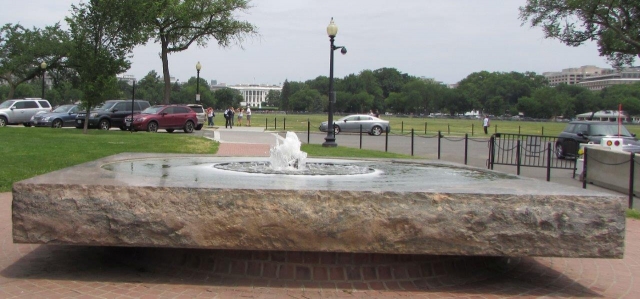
<box><xmin>2</xmin><ymin>134</ymin><xmax>639</xmax><ymax>298</ymax></box>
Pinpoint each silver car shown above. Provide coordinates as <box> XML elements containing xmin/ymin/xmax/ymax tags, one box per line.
<box><xmin>319</xmin><ymin>114</ymin><xmax>390</xmax><ymax>136</ymax></box>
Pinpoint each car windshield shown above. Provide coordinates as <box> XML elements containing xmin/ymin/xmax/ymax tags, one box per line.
<box><xmin>52</xmin><ymin>105</ymin><xmax>74</xmax><ymax>113</ymax></box>
<box><xmin>141</xmin><ymin>106</ymin><xmax>164</xmax><ymax>114</ymax></box>
<box><xmin>590</xmin><ymin>124</ymin><xmax>633</xmax><ymax>137</ymax></box>
<box><xmin>94</xmin><ymin>102</ymin><xmax>117</xmax><ymax>111</ymax></box>
<box><xmin>0</xmin><ymin>100</ymin><xmax>16</xmax><ymax>108</ymax></box>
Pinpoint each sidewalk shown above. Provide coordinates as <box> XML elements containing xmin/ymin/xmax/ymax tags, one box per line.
<box><xmin>1</xmin><ymin>130</ymin><xmax>638</xmax><ymax>298</ymax></box>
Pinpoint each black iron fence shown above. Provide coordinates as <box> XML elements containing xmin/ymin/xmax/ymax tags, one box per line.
<box><xmin>488</xmin><ymin>133</ymin><xmax>577</xmax><ymax>181</ymax></box>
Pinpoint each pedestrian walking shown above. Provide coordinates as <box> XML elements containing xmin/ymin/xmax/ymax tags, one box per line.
<box><xmin>237</xmin><ymin>108</ymin><xmax>243</xmax><ymax>126</ymax></box>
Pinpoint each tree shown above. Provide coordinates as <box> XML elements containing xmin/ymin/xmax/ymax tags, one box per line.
<box><xmin>66</xmin><ymin>0</ymin><xmax>151</xmax><ymax>133</ymax></box>
<box><xmin>213</xmin><ymin>88</ymin><xmax>242</xmax><ymax>109</ymax></box>
<box><xmin>0</xmin><ymin>23</ymin><xmax>69</xmax><ymax>99</ymax></box>
<box><xmin>520</xmin><ymin>0</ymin><xmax>640</xmax><ymax>67</ymax></box>
<box><xmin>148</xmin><ymin>0</ymin><xmax>257</xmax><ymax>104</ymax></box>
<box><xmin>137</xmin><ymin>70</ymin><xmax>164</xmax><ymax>105</ymax></box>
<box><xmin>265</xmin><ymin>89</ymin><xmax>281</xmax><ymax>107</ymax></box>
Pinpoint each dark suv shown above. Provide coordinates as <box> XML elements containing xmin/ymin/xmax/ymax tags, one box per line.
<box><xmin>76</xmin><ymin>100</ymin><xmax>150</xmax><ymax>130</ymax></box>
<box><xmin>555</xmin><ymin>121</ymin><xmax>639</xmax><ymax>158</ymax></box>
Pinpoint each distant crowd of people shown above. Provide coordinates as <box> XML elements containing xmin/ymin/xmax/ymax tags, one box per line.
<box><xmin>220</xmin><ymin>106</ymin><xmax>252</xmax><ymax>129</ymax></box>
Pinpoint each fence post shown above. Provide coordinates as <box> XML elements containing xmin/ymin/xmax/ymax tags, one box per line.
<box><xmin>447</xmin><ymin>124</ymin><xmax>450</xmax><ymax>135</ymax></box>
<box><xmin>582</xmin><ymin>147</ymin><xmax>588</xmax><ymax>189</ymax></box>
<box><xmin>411</xmin><ymin>129</ymin><xmax>414</xmax><ymax>156</ymax></box>
<box><xmin>385</xmin><ymin>126</ymin><xmax>389</xmax><ymax>152</ymax></box>
<box><xmin>265</xmin><ymin>118</ymin><xmax>267</xmax><ymax>130</ymax></box>
<box><xmin>464</xmin><ymin>133</ymin><xmax>468</xmax><ymax>165</ymax></box>
<box><xmin>284</xmin><ymin>118</ymin><xmax>286</xmax><ymax>130</ymax></box>
<box><xmin>401</xmin><ymin>121</ymin><xmax>404</xmax><ymax>134</ymax></box>
<box><xmin>494</xmin><ymin>124</ymin><xmax>497</xmax><ymax>134</ymax></box>
<box><xmin>359</xmin><ymin>124</ymin><xmax>363</xmax><ymax>149</ymax></box>
<box><xmin>424</xmin><ymin>122</ymin><xmax>427</xmax><ymax>134</ymax></box>
<box><xmin>516</xmin><ymin>140</ymin><xmax>521</xmax><ymax>176</ymax></box>
<box><xmin>437</xmin><ymin>131</ymin><xmax>441</xmax><ymax>160</ymax></box>
<box><xmin>542</xmin><ymin>126</ymin><xmax>544</xmax><ymax>135</ymax></box>
<box><xmin>307</xmin><ymin>120</ymin><xmax>310</xmax><ymax>144</ymax></box>
<box><xmin>630</xmin><ymin>152</ymin><xmax>635</xmax><ymax>209</ymax></box>
<box><xmin>274</xmin><ymin>117</ymin><xmax>277</xmax><ymax>130</ymax></box>
<box><xmin>518</xmin><ymin>126</ymin><xmax>521</xmax><ymax>135</ymax></box>
<box><xmin>546</xmin><ymin>142</ymin><xmax>552</xmax><ymax>181</ymax></box>
<box><xmin>471</xmin><ymin>123</ymin><xmax>474</xmax><ymax>136</ymax></box>
<box><xmin>489</xmin><ymin>136</ymin><xmax>495</xmax><ymax>170</ymax></box>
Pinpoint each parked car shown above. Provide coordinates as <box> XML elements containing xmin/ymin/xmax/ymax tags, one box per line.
<box><xmin>319</xmin><ymin>114</ymin><xmax>390</xmax><ymax>136</ymax></box>
<box><xmin>0</xmin><ymin>98</ymin><xmax>52</xmax><ymax>127</ymax></box>
<box><xmin>76</xmin><ymin>100</ymin><xmax>150</xmax><ymax>130</ymax></box>
<box><xmin>31</xmin><ymin>104</ymin><xmax>80</xmax><ymax>128</ymax></box>
<box><xmin>127</xmin><ymin>105</ymin><xmax>197</xmax><ymax>133</ymax></box>
<box><xmin>186</xmin><ymin>104</ymin><xmax>205</xmax><ymax>130</ymax></box>
<box><xmin>555</xmin><ymin>121</ymin><xmax>640</xmax><ymax>158</ymax></box>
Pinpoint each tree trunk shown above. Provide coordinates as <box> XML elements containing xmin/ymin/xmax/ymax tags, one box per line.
<box><xmin>7</xmin><ymin>83</ymin><xmax>16</xmax><ymax>99</ymax></box>
<box><xmin>83</xmin><ymin>105</ymin><xmax>90</xmax><ymax>134</ymax></box>
<box><xmin>161</xmin><ymin>38</ymin><xmax>171</xmax><ymax>105</ymax></box>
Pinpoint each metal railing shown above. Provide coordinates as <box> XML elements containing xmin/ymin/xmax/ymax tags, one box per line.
<box><xmin>488</xmin><ymin>133</ymin><xmax>577</xmax><ymax>180</ymax></box>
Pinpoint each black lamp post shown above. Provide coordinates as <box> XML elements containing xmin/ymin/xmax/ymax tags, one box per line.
<box><xmin>196</xmin><ymin>61</ymin><xmax>201</xmax><ymax>102</ymax></box>
<box><xmin>130</xmin><ymin>80</ymin><xmax>136</xmax><ymax>132</ymax></box>
<box><xmin>40</xmin><ymin>62</ymin><xmax>47</xmax><ymax>99</ymax></box>
<box><xmin>323</xmin><ymin>18</ymin><xmax>347</xmax><ymax>147</ymax></box>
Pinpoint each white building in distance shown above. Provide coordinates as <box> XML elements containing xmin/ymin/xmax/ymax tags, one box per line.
<box><xmin>210</xmin><ymin>83</ymin><xmax>282</xmax><ymax>108</ymax></box>
<box><xmin>543</xmin><ymin>65</ymin><xmax>612</xmax><ymax>87</ymax></box>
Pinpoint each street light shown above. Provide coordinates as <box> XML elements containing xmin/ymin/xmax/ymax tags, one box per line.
<box><xmin>195</xmin><ymin>61</ymin><xmax>201</xmax><ymax>102</ymax></box>
<box><xmin>322</xmin><ymin>18</ymin><xmax>347</xmax><ymax>147</ymax></box>
<box><xmin>130</xmin><ymin>80</ymin><xmax>136</xmax><ymax>132</ymax></box>
<box><xmin>40</xmin><ymin>62</ymin><xmax>47</xmax><ymax>99</ymax></box>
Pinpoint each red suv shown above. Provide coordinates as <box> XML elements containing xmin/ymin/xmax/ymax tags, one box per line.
<box><xmin>128</xmin><ymin>105</ymin><xmax>197</xmax><ymax>133</ymax></box>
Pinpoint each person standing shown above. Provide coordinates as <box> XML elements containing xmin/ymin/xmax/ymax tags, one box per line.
<box><xmin>237</xmin><ymin>108</ymin><xmax>243</xmax><ymax>126</ymax></box>
<box><xmin>483</xmin><ymin>115</ymin><xmax>490</xmax><ymax>134</ymax></box>
<box><xmin>246</xmin><ymin>105</ymin><xmax>251</xmax><ymax>126</ymax></box>
<box><xmin>224</xmin><ymin>106</ymin><xmax>233</xmax><ymax>129</ymax></box>
<box><xmin>206</xmin><ymin>107</ymin><xmax>214</xmax><ymax>127</ymax></box>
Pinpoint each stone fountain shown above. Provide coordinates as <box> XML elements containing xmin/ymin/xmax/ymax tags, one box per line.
<box><xmin>12</xmin><ymin>133</ymin><xmax>625</xmax><ymax>258</ymax></box>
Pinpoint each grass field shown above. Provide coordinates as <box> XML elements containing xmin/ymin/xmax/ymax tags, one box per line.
<box><xmin>242</xmin><ymin>113</ymin><xmax>640</xmax><ymax>137</ymax></box>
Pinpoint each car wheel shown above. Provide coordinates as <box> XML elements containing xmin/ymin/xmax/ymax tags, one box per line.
<box><xmin>23</xmin><ymin>122</ymin><xmax>32</xmax><ymax>127</ymax></box>
<box><xmin>51</xmin><ymin>119</ymin><xmax>63</xmax><ymax>128</ymax></box>
<box><xmin>371</xmin><ymin>126</ymin><xmax>383</xmax><ymax>136</ymax></box>
<box><xmin>147</xmin><ymin>121</ymin><xmax>159</xmax><ymax>132</ymax></box>
<box><xmin>184</xmin><ymin>121</ymin><xmax>195</xmax><ymax>133</ymax></box>
<box><xmin>119</xmin><ymin>126</ymin><xmax>128</xmax><ymax>131</ymax></box>
<box><xmin>0</xmin><ymin>116</ymin><xmax>7</xmax><ymax>127</ymax></box>
<box><xmin>555</xmin><ymin>143</ymin><xmax>565</xmax><ymax>159</ymax></box>
<box><xmin>98</xmin><ymin>119</ymin><xmax>110</xmax><ymax>130</ymax></box>
<box><xmin>334</xmin><ymin>125</ymin><xmax>341</xmax><ymax>135</ymax></box>
<box><xmin>166</xmin><ymin>129</ymin><xmax>174</xmax><ymax>133</ymax></box>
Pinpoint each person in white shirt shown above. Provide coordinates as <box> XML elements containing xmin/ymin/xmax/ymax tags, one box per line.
<box><xmin>246</xmin><ymin>106</ymin><xmax>252</xmax><ymax>126</ymax></box>
<box><xmin>483</xmin><ymin>116</ymin><xmax>490</xmax><ymax>134</ymax></box>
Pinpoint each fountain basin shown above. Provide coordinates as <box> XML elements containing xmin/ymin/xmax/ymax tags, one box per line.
<box><xmin>12</xmin><ymin>153</ymin><xmax>625</xmax><ymax>258</ymax></box>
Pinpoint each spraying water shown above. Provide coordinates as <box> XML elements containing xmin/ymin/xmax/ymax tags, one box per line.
<box><xmin>269</xmin><ymin>132</ymin><xmax>308</xmax><ymax>170</ymax></box>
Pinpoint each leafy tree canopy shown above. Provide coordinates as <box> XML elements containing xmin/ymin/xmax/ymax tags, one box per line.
<box><xmin>520</xmin><ymin>0</ymin><xmax>640</xmax><ymax>67</ymax></box>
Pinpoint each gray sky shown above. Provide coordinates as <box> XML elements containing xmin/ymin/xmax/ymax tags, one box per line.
<box><xmin>2</xmin><ymin>0</ymin><xmax>612</xmax><ymax>86</ymax></box>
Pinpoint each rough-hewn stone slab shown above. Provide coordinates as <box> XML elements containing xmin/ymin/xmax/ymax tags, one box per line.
<box><xmin>12</xmin><ymin>153</ymin><xmax>625</xmax><ymax>258</ymax></box>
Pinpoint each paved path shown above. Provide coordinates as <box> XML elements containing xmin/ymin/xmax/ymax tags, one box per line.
<box><xmin>1</xmin><ymin>128</ymin><xmax>638</xmax><ymax>298</ymax></box>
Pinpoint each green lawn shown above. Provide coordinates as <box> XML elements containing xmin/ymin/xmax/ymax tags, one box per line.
<box><xmin>0</xmin><ymin>127</ymin><xmax>217</xmax><ymax>192</ymax></box>
<box><xmin>246</xmin><ymin>114</ymin><xmax>640</xmax><ymax>137</ymax></box>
